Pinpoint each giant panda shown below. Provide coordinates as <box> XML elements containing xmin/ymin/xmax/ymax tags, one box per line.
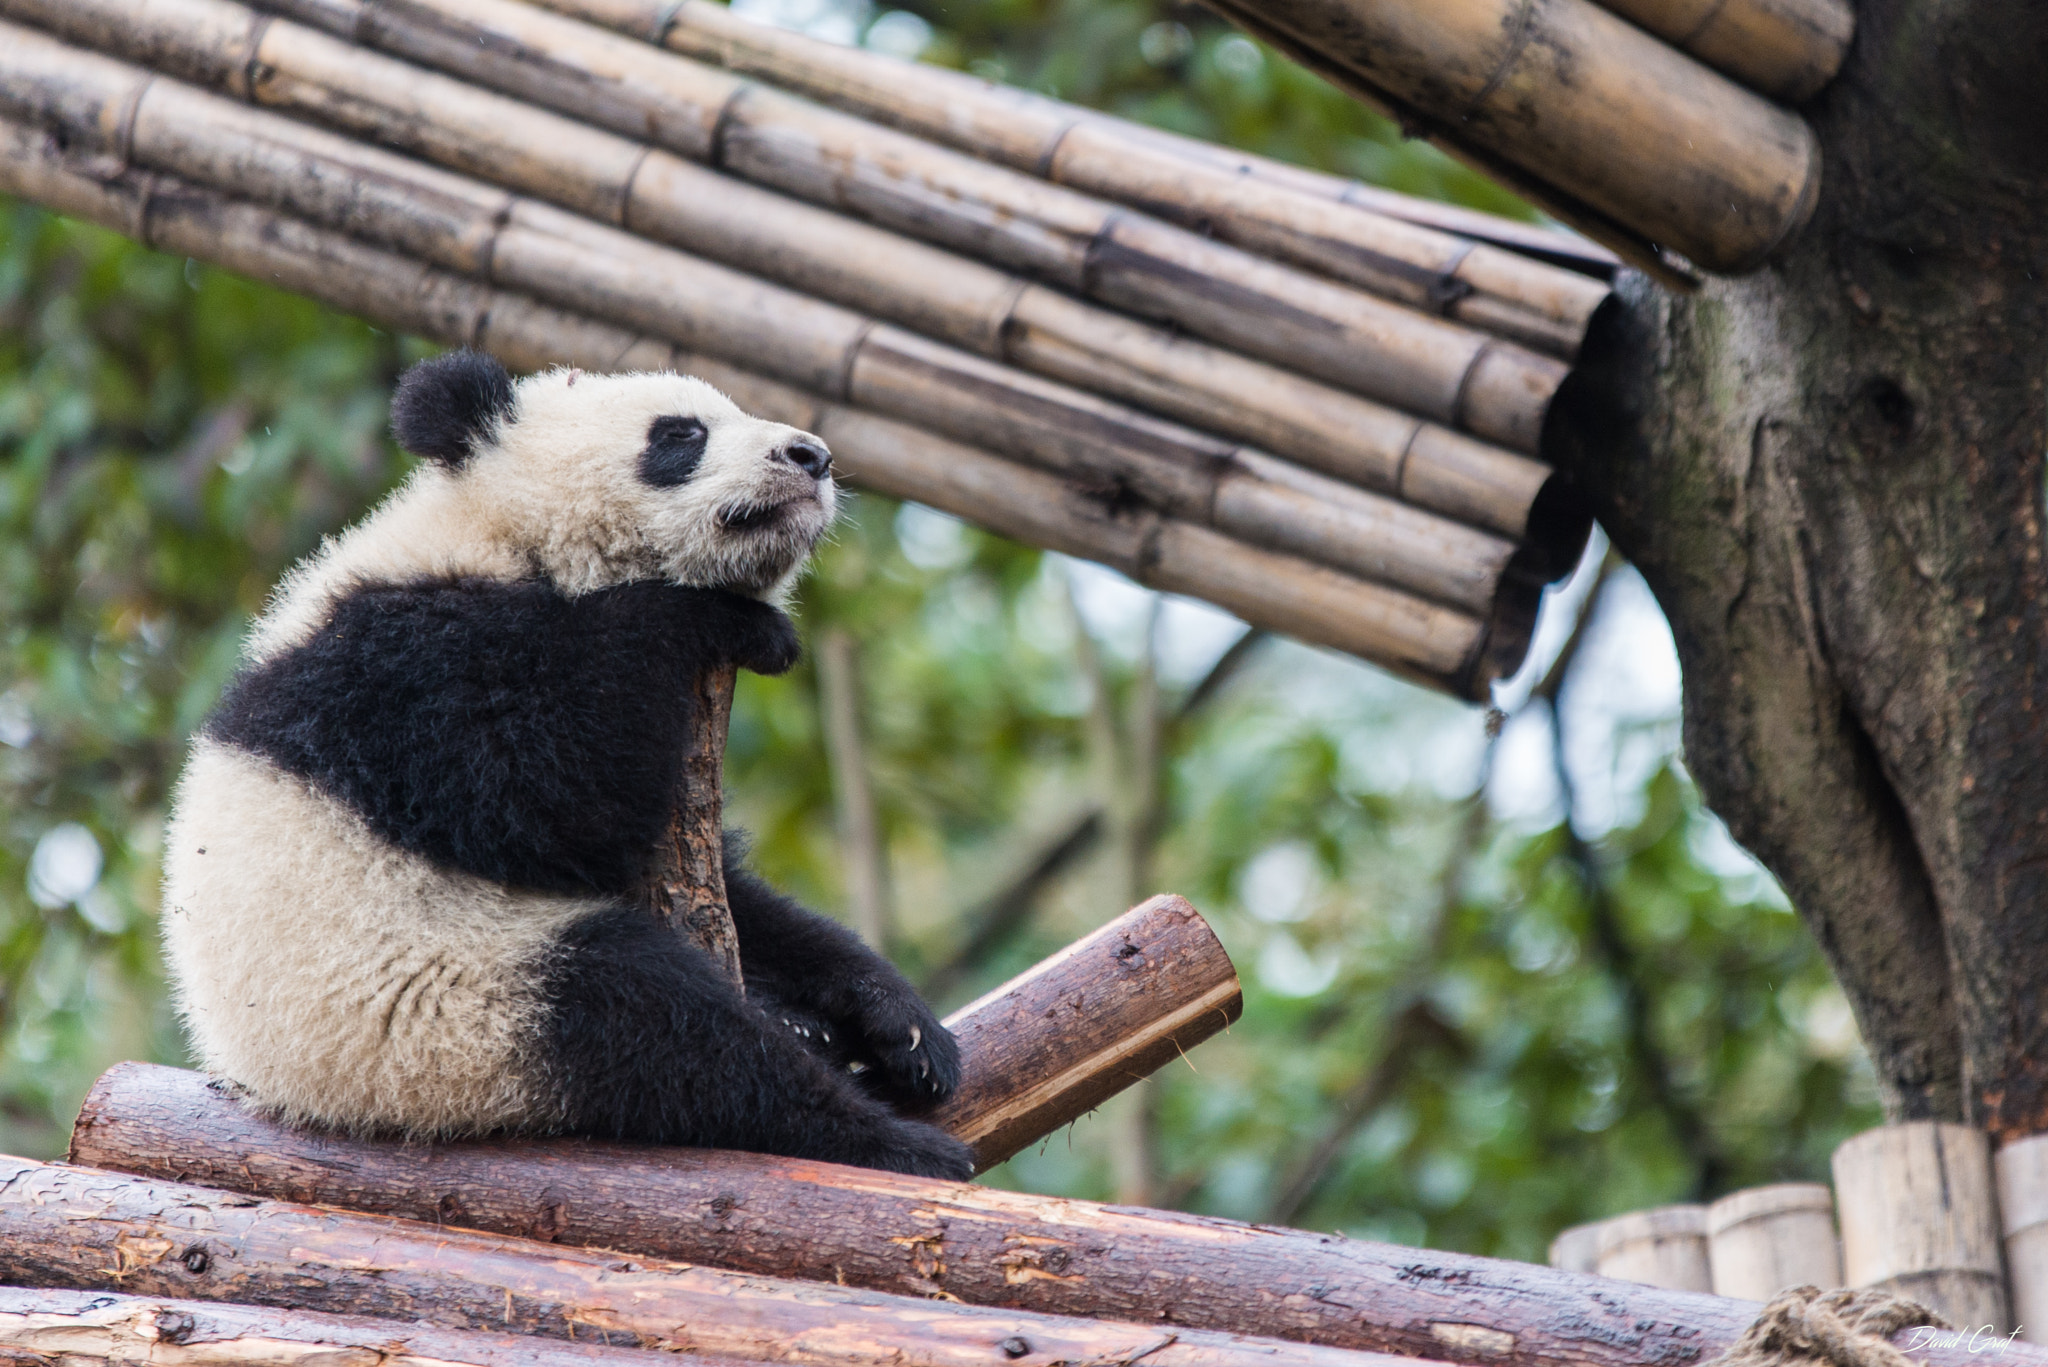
<box><xmin>160</xmin><ymin>351</ymin><xmax>974</xmax><ymax>1180</ymax></box>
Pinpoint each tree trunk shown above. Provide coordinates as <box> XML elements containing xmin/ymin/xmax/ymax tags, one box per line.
<box><xmin>647</xmin><ymin>661</ymin><xmax>741</xmax><ymax>985</ymax></box>
<box><xmin>1547</xmin><ymin>0</ymin><xmax>2048</xmax><ymax>1131</ymax></box>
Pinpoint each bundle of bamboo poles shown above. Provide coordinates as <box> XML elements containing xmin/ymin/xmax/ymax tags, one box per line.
<box><xmin>0</xmin><ymin>0</ymin><xmax>1609</xmax><ymax>699</ymax></box>
<box><xmin>1181</xmin><ymin>0</ymin><xmax>1852</xmax><ymax>283</ymax></box>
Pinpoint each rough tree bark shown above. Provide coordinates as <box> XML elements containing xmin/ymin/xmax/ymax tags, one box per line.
<box><xmin>1548</xmin><ymin>0</ymin><xmax>2048</xmax><ymax>1132</ymax></box>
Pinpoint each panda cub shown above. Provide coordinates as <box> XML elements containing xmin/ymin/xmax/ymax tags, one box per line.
<box><xmin>161</xmin><ymin>351</ymin><xmax>974</xmax><ymax>1180</ymax></box>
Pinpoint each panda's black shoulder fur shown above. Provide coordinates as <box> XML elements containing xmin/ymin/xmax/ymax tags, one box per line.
<box><xmin>207</xmin><ymin>576</ymin><xmax>798</xmax><ymax>895</ymax></box>
<box><xmin>390</xmin><ymin>350</ymin><xmax>517</xmax><ymax>467</ymax></box>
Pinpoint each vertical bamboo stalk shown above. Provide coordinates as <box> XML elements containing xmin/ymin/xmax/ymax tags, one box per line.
<box><xmin>1590</xmin><ymin>0</ymin><xmax>1854</xmax><ymax>103</ymax></box>
<box><xmin>817</xmin><ymin>627</ymin><xmax>891</xmax><ymax>950</ymax></box>
<box><xmin>1705</xmin><ymin>1183</ymin><xmax>1843</xmax><ymax>1301</ymax></box>
<box><xmin>1592</xmin><ymin>1207</ymin><xmax>1715</xmax><ymax>1293</ymax></box>
<box><xmin>1833</xmin><ymin>1123</ymin><xmax>2011</xmax><ymax>1331</ymax></box>
<box><xmin>1995</xmin><ymin>1134</ymin><xmax>2048</xmax><ymax>1342</ymax></box>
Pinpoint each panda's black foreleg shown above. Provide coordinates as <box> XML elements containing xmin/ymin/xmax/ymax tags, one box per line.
<box><xmin>540</xmin><ymin>903</ymin><xmax>975</xmax><ymax>1180</ymax></box>
<box><xmin>721</xmin><ymin>835</ymin><xmax>962</xmax><ymax>1110</ymax></box>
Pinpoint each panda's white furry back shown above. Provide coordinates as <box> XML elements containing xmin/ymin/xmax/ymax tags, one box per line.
<box><xmin>162</xmin><ymin>353</ymin><xmax>973</xmax><ymax>1179</ymax></box>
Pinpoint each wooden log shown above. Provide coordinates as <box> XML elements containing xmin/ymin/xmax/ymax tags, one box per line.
<box><xmin>648</xmin><ymin>661</ymin><xmax>742</xmax><ymax>985</ymax></box>
<box><xmin>0</xmin><ymin>114</ymin><xmax>1510</xmax><ymax>694</ymax></box>
<box><xmin>1188</xmin><ymin>0</ymin><xmax>1820</xmax><ymax>278</ymax></box>
<box><xmin>529</xmin><ymin>0</ymin><xmax>1613</xmax><ymax>341</ymax></box>
<box><xmin>0</xmin><ymin>0</ymin><xmax>1569</xmax><ymax>455</ymax></box>
<box><xmin>0</xmin><ymin>1158</ymin><xmax>1430</xmax><ymax>1367</ymax></box>
<box><xmin>1547</xmin><ymin>1222</ymin><xmax>1602</xmax><ymax>1274</ymax></box>
<box><xmin>1589</xmin><ymin>0</ymin><xmax>1854</xmax><ymax>104</ymax></box>
<box><xmin>1590</xmin><ymin>1206</ymin><xmax>1714</xmax><ymax>1293</ymax></box>
<box><xmin>1705</xmin><ymin>1183</ymin><xmax>1843</xmax><ymax>1301</ymax></box>
<box><xmin>1833</xmin><ymin>1122</ymin><xmax>2012</xmax><ymax>1332</ymax></box>
<box><xmin>1996</xmin><ymin>1134</ymin><xmax>2048</xmax><ymax>1343</ymax></box>
<box><xmin>0</xmin><ymin>24</ymin><xmax>1573</xmax><ymax>618</ymax></box>
<box><xmin>0</xmin><ymin>1286</ymin><xmax>730</xmax><ymax>1367</ymax></box>
<box><xmin>49</xmin><ymin>1107</ymin><xmax>2048</xmax><ymax>1367</ymax></box>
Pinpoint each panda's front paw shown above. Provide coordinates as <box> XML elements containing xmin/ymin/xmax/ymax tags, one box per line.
<box><xmin>848</xmin><ymin>979</ymin><xmax>962</xmax><ymax>1109</ymax></box>
<box><xmin>853</xmin><ymin>1115</ymin><xmax>975</xmax><ymax>1181</ymax></box>
<box><xmin>704</xmin><ymin>593</ymin><xmax>800</xmax><ymax>675</ymax></box>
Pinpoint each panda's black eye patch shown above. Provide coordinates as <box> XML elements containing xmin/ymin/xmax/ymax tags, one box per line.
<box><xmin>640</xmin><ymin>415</ymin><xmax>708</xmax><ymax>487</ymax></box>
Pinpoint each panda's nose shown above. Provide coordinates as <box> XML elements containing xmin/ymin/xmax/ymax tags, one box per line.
<box><xmin>781</xmin><ymin>437</ymin><xmax>832</xmax><ymax>481</ymax></box>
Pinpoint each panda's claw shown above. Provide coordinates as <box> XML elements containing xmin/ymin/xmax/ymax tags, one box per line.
<box><xmin>909</xmin><ymin>1025</ymin><xmax>922</xmax><ymax>1051</ymax></box>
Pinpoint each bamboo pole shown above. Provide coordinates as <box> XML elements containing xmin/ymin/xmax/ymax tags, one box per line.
<box><xmin>1705</xmin><ymin>1184</ymin><xmax>1844</xmax><ymax>1301</ymax></box>
<box><xmin>0</xmin><ymin>112</ymin><xmax>1514</xmax><ymax>692</ymax></box>
<box><xmin>0</xmin><ymin>1287</ymin><xmax>721</xmax><ymax>1367</ymax></box>
<box><xmin>0</xmin><ymin>25</ymin><xmax>1571</xmax><ymax>623</ymax></box>
<box><xmin>1590</xmin><ymin>0</ymin><xmax>1854</xmax><ymax>104</ymax></box>
<box><xmin>1189</xmin><ymin>0</ymin><xmax>1820</xmax><ymax>277</ymax></box>
<box><xmin>533</xmin><ymin>0</ymin><xmax>1616</xmax><ymax>316</ymax></box>
<box><xmin>248</xmin><ymin>0</ymin><xmax>1607</xmax><ymax>358</ymax></box>
<box><xmin>1833</xmin><ymin>1123</ymin><xmax>2011</xmax><ymax>1332</ymax></box>
<box><xmin>1996</xmin><ymin>1135</ymin><xmax>2048</xmax><ymax>1344</ymax></box>
<box><xmin>816</xmin><ymin>628</ymin><xmax>890</xmax><ymax>951</ymax></box>
<box><xmin>56</xmin><ymin>1078</ymin><xmax>2048</xmax><ymax>1367</ymax></box>
<box><xmin>1590</xmin><ymin>1206</ymin><xmax>1715</xmax><ymax>1293</ymax></box>
<box><xmin>0</xmin><ymin>0</ymin><xmax>1571</xmax><ymax>455</ymax></box>
<box><xmin>0</xmin><ymin>1157</ymin><xmax>1445</xmax><ymax>1367</ymax></box>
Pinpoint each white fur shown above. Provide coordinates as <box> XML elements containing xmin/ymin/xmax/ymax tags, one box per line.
<box><xmin>168</xmin><ymin>367</ymin><xmax>835</xmax><ymax>1136</ymax></box>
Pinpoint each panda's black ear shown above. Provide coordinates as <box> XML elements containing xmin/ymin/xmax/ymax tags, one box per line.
<box><xmin>390</xmin><ymin>350</ymin><xmax>516</xmax><ymax>467</ymax></box>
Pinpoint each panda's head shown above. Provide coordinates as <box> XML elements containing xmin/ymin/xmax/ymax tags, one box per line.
<box><xmin>390</xmin><ymin>352</ymin><xmax>837</xmax><ymax>598</ymax></box>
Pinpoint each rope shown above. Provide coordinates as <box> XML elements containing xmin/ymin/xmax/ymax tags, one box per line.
<box><xmin>1703</xmin><ymin>1287</ymin><xmax>1954</xmax><ymax>1367</ymax></box>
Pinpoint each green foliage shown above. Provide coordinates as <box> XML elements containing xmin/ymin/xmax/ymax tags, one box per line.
<box><xmin>0</xmin><ymin>0</ymin><xmax>1880</xmax><ymax>1259</ymax></box>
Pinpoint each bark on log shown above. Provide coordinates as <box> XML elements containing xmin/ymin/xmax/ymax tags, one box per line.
<box><xmin>0</xmin><ymin>1286</ymin><xmax>731</xmax><ymax>1367</ymax></box>
<box><xmin>0</xmin><ymin>1157</ymin><xmax>1421</xmax><ymax>1367</ymax></box>
<box><xmin>25</xmin><ymin>1144</ymin><xmax>2048</xmax><ymax>1367</ymax></box>
<box><xmin>647</xmin><ymin>661</ymin><xmax>741</xmax><ymax>985</ymax></box>
<box><xmin>1188</xmin><ymin>0</ymin><xmax>1819</xmax><ymax>278</ymax></box>
<box><xmin>0</xmin><ymin>0</ymin><xmax>1569</xmax><ymax>456</ymax></box>
<box><xmin>533</xmin><ymin>0</ymin><xmax>1614</xmax><ymax>322</ymax></box>
<box><xmin>0</xmin><ymin>112</ymin><xmax>1514</xmax><ymax>694</ymax></box>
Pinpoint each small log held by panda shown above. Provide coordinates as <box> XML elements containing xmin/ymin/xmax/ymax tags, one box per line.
<box><xmin>0</xmin><ymin>1155</ymin><xmax>1399</xmax><ymax>1367</ymax></box>
<box><xmin>0</xmin><ymin>1286</ymin><xmax>731</xmax><ymax>1367</ymax></box>
<box><xmin>647</xmin><ymin>659</ymin><xmax>742</xmax><ymax>986</ymax></box>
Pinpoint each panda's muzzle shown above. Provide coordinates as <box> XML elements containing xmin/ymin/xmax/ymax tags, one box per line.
<box><xmin>780</xmin><ymin>437</ymin><xmax>832</xmax><ymax>481</ymax></box>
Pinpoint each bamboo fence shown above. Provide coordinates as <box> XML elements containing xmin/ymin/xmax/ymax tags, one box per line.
<box><xmin>0</xmin><ymin>0</ymin><xmax>1612</xmax><ymax>696</ymax></box>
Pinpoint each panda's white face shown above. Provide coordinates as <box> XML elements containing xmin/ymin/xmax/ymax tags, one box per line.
<box><xmin>466</xmin><ymin>369</ymin><xmax>837</xmax><ymax>598</ymax></box>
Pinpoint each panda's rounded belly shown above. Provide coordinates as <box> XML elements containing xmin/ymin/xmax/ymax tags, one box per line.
<box><xmin>162</xmin><ymin>738</ymin><xmax>602</xmax><ymax>1138</ymax></box>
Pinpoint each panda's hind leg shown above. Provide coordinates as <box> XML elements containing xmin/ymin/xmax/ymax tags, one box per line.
<box><xmin>539</xmin><ymin>904</ymin><xmax>974</xmax><ymax>1180</ymax></box>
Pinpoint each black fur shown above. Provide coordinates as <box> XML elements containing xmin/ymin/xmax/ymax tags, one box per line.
<box><xmin>390</xmin><ymin>351</ymin><xmax>517</xmax><ymax>467</ymax></box>
<box><xmin>207</xmin><ymin>578</ymin><xmax>799</xmax><ymax>895</ymax></box>
<box><xmin>725</xmin><ymin>835</ymin><xmax>960</xmax><ymax>1109</ymax></box>
<box><xmin>540</xmin><ymin>894</ymin><xmax>973</xmax><ymax>1179</ymax></box>
<box><xmin>640</xmin><ymin>415</ymin><xmax>708</xmax><ymax>486</ymax></box>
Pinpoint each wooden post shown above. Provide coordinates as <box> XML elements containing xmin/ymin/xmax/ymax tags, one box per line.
<box><xmin>0</xmin><ymin>1286</ymin><xmax>721</xmax><ymax>1367</ymax></box>
<box><xmin>1833</xmin><ymin>1123</ymin><xmax>2011</xmax><ymax>1332</ymax></box>
<box><xmin>1590</xmin><ymin>1206</ymin><xmax>1714</xmax><ymax>1293</ymax></box>
<box><xmin>1705</xmin><ymin>1183</ymin><xmax>1843</xmax><ymax>1302</ymax></box>
<box><xmin>647</xmin><ymin>661</ymin><xmax>742</xmax><ymax>984</ymax></box>
<box><xmin>1995</xmin><ymin>1134</ymin><xmax>2048</xmax><ymax>1342</ymax></box>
